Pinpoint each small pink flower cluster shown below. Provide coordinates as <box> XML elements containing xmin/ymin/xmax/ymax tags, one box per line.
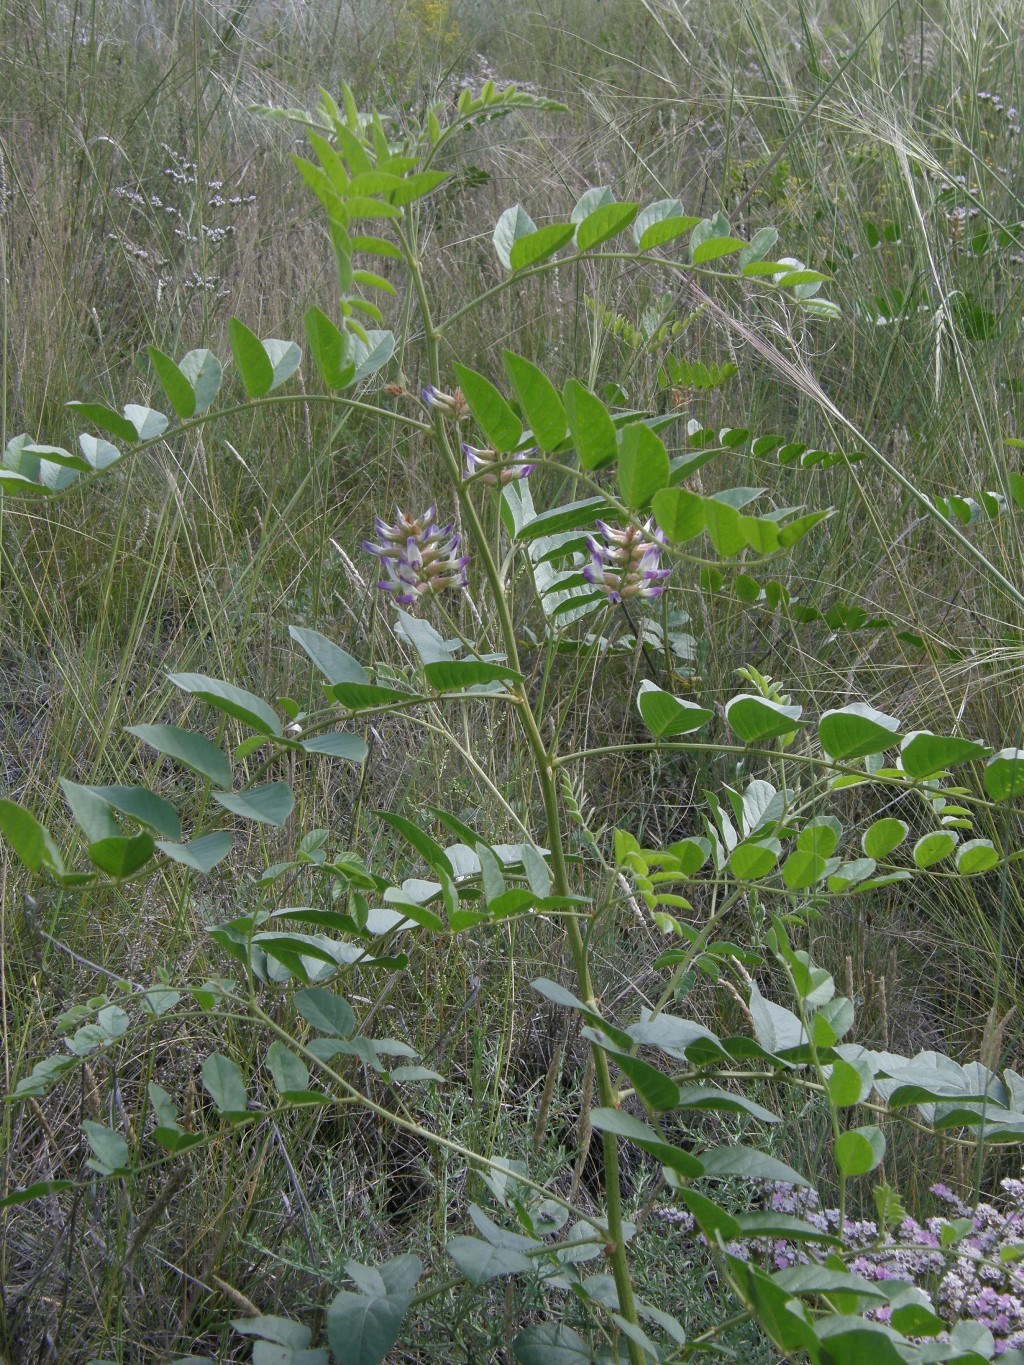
<box><xmin>658</xmin><ymin>1180</ymin><xmax>1024</xmax><ymax>1354</ymax></box>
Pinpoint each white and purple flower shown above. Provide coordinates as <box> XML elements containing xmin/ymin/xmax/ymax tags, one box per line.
<box><xmin>421</xmin><ymin>384</ymin><xmax>468</xmax><ymax>421</ymax></box>
<box><xmin>463</xmin><ymin>443</ymin><xmax>535</xmax><ymax>486</ymax></box>
<box><xmin>363</xmin><ymin>506</ymin><xmax>469</xmax><ymax>607</ymax></box>
<box><xmin>583</xmin><ymin>517</ymin><xmax>670</xmax><ymax>604</ymax></box>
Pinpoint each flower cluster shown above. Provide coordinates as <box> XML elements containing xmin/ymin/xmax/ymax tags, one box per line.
<box><xmin>583</xmin><ymin>518</ymin><xmax>670</xmax><ymax>604</ymax></box>
<box><xmin>421</xmin><ymin>384</ymin><xmax>469</xmax><ymax>421</ymax></box>
<box><xmin>463</xmin><ymin>443</ymin><xmax>535</xmax><ymax>485</ymax></box>
<box><xmin>658</xmin><ymin>1179</ymin><xmax>1024</xmax><ymax>1354</ymax></box>
<box><xmin>363</xmin><ymin>507</ymin><xmax>468</xmax><ymax>606</ymax></box>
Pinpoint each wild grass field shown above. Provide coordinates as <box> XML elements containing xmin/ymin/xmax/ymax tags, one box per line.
<box><xmin>3</xmin><ymin>0</ymin><xmax>1024</xmax><ymax>1361</ymax></box>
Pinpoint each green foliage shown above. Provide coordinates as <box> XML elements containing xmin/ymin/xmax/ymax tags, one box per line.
<box><xmin>5</xmin><ymin>60</ymin><xmax>1024</xmax><ymax>1365</ymax></box>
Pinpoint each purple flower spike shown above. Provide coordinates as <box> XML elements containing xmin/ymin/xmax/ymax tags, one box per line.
<box><xmin>363</xmin><ymin>506</ymin><xmax>469</xmax><ymax>607</ymax></box>
<box><xmin>583</xmin><ymin>517</ymin><xmax>670</xmax><ymax>605</ymax></box>
<box><xmin>463</xmin><ymin>443</ymin><xmax>536</xmax><ymax>486</ymax></box>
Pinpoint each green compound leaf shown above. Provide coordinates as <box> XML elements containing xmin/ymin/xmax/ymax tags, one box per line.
<box><xmin>212</xmin><ymin>782</ymin><xmax>294</xmax><ymax>828</ymax></box>
<box><xmin>228</xmin><ymin>317</ymin><xmax>274</xmax><ymax>397</ymax></box>
<box><xmin>453</xmin><ymin>363</ymin><xmax>522</xmax><ymax>452</ymax></box>
<box><xmin>167</xmin><ymin>673</ymin><xmax>282</xmax><ymax>738</ymax></box>
<box><xmin>637</xmin><ymin>681</ymin><xmax>713</xmax><ymax>737</ymax></box>
<box><xmin>503</xmin><ymin>351</ymin><xmax>567</xmax><ymax>452</ymax></box>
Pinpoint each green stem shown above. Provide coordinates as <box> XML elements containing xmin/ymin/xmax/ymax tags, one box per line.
<box><xmin>400</xmin><ymin>224</ymin><xmax>647</xmax><ymax>1362</ymax></box>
